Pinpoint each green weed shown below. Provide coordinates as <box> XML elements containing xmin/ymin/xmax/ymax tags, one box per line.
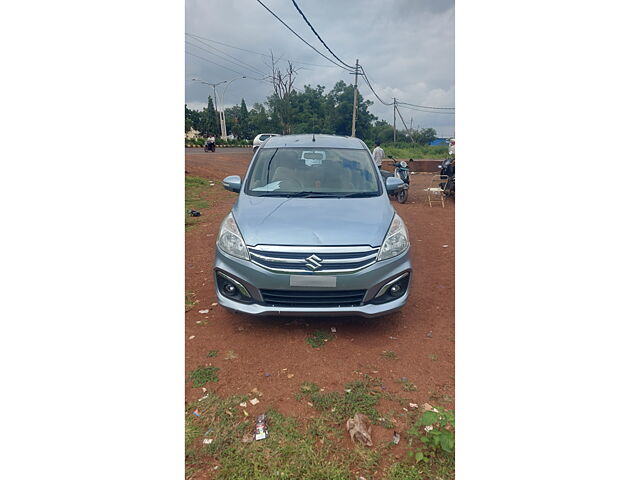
<box><xmin>185</xmin><ymin>176</ymin><xmax>210</xmax><ymax>230</ymax></box>
<box><xmin>189</xmin><ymin>366</ymin><xmax>219</xmax><ymax>388</ymax></box>
<box><xmin>381</xmin><ymin>350</ymin><xmax>399</xmax><ymax>360</ymax></box>
<box><xmin>185</xmin><ymin>291</ymin><xmax>196</xmax><ymax>312</ymax></box>
<box><xmin>305</xmin><ymin>330</ymin><xmax>334</xmax><ymax>348</ymax></box>
<box><xmin>406</xmin><ymin>407</ymin><xmax>455</xmax><ymax>480</ymax></box>
<box><xmin>397</xmin><ymin>378</ymin><xmax>417</xmax><ymax>392</ymax></box>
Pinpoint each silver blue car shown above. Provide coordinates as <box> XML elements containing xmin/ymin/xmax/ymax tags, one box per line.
<box><xmin>214</xmin><ymin>134</ymin><xmax>411</xmax><ymax>317</ymax></box>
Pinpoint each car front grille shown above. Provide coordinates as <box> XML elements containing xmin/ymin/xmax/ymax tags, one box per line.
<box><xmin>247</xmin><ymin>245</ymin><xmax>379</xmax><ymax>274</ymax></box>
<box><xmin>260</xmin><ymin>289</ymin><xmax>366</xmax><ymax>308</ymax></box>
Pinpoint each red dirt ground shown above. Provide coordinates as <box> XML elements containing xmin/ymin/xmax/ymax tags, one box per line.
<box><xmin>185</xmin><ymin>148</ymin><xmax>454</xmax><ymax>448</ymax></box>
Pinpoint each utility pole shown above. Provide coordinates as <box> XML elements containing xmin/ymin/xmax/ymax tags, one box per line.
<box><xmin>211</xmin><ymin>85</ymin><xmax>223</xmax><ymax>138</ymax></box>
<box><xmin>393</xmin><ymin>97</ymin><xmax>397</xmax><ymax>142</ymax></box>
<box><xmin>351</xmin><ymin>59</ymin><xmax>359</xmax><ymax>137</ymax></box>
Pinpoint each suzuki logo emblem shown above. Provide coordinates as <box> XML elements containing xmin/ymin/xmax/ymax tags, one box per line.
<box><xmin>305</xmin><ymin>254</ymin><xmax>323</xmax><ymax>271</ymax></box>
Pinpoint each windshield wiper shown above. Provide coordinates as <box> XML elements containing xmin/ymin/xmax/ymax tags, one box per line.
<box><xmin>284</xmin><ymin>191</ymin><xmax>339</xmax><ymax>198</ymax></box>
<box><xmin>252</xmin><ymin>191</ymin><xmax>329</xmax><ymax>198</ymax></box>
<box><xmin>339</xmin><ymin>192</ymin><xmax>380</xmax><ymax>198</ymax></box>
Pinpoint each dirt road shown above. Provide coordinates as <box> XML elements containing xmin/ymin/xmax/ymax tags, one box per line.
<box><xmin>185</xmin><ymin>150</ymin><xmax>454</xmax><ymax>419</ymax></box>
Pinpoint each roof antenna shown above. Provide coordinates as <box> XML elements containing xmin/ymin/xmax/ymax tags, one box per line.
<box><xmin>312</xmin><ymin>133</ymin><xmax>315</xmax><ymax>142</ymax></box>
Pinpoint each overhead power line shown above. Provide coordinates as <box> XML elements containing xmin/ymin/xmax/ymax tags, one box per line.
<box><xmin>255</xmin><ymin>0</ymin><xmax>355</xmax><ymax>72</ymax></box>
<box><xmin>185</xmin><ymin>51</ymin><xmax>270</xmax><ymax>85</ymax></box>
<box><xmin>186</xmin><ymin>32</ymin><xmax>343</xmax><ymax>69</ymax></box>
<box><xmin>397</xmin><ymin>101</ymin><xmax>454</xmax><ymax>110</ymax></box>
<box><xmin>394</xmin><ymin>103</ymin><xmax>415</xmax><ymax>142</ymax></box>
<box><xmin>186</xmin><ymin>35</ymin><xmax>269</xmax><ymax>77</ymax></box>
<box><xmin>290</xmin><ymin>0</ymin><xmax>355</xmax><ymax>70</ymax></box>
<box><xmin>358</xmin><ymin>66</ymin><xmax>394</xmax><ymax>106</ymax></box>
<box><xmin>185</xmin><ymin>40</ymin><xmax>268</xmax><ymax>78</ymax></box>
<box><xmin>396</xmin><ymin>104</ymin><xmax>455</xmax><ymax>115</ymax></box>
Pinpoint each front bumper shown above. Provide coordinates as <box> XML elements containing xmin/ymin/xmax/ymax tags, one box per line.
<box><xmin>214</xmin><ymin>247</ymin><xmax>411</xmax><ymax>318</ymax></box>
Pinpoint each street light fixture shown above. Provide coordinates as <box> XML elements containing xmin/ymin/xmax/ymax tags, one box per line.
<box><xmin>191</xmin><ymin>78</ymin><xmax>228</xmax><ymax>137</ymax></box>
<box><xmin>218</xmin><ymin>76</ymin><xmax>246</xmax><ymax>140</ymax></box>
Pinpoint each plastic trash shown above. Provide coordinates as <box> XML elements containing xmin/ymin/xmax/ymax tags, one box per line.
<box><xmin>249</xmin><ymin>398</ymin><xmax>260</xmax><ymax>406</ymax></box>
<box><xmin>346</xmin><ymin>413</ymin><xmax>373</xmax><ymax>447</ymax></box>
<box><xmin>254</xmin><ymin>414</ymin><xmax>269</xmax><ymax>441</ymax></box>
<box><xmin>198</xmin><ymin>309</ymin><xmax>209</xmax><ymax>314</ymax></box>
<box><xmin>188</xmin><ymin>210</ymin><xmax>201</xmax><ymax>217</ymax></box>
<box><xmin>392</xmin><ymin>431</ymin><xmax>401</xmax><ymax>445</ymax></box>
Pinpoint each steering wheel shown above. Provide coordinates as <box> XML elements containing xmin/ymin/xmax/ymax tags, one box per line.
<box><xmin>279</xmin><ymin>177</ymin><xmax>304</xmax><ymax>190</ymax></box>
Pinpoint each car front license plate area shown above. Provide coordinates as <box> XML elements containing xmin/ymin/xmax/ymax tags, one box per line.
<box><xmin>289</xmin><ymin>275</ymin><xmax>336</xmax><ymax>288</ymax></box>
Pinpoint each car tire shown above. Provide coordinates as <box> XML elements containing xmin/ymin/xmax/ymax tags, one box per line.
<box><xmin>397</xmin><ymin>189</ymin><xmax>408</xmax><ymax>203</ymax></box>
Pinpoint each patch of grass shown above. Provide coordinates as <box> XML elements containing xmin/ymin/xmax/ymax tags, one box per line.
<box><xmin>295</xmin><ymin>381</ymin><xmax>321</xmax><ymax>400</ymax></box>
<box><xmin>298</xmin><ymin>376</ymin><xmax>394</xmax><ymax>428</ymax></box>
<box><xmin>397</xmin><ymin>378</ymin><xmax>417</xmax><ymax>392</ymax></box>
<box><xmin>186</xmin><ymin>390</ymin><xmax>413</xmax><ymax>480</ymax></box>
<box><xmin>185</xmin><ymin>291</ymin><xmax>196</xmax><ymax>312</ymax></box>
<box><xmin>383</xmin><ymin>462</ymin><xmax>425</xmax><ymax>480</ymax></box>
<box><xmin>207</xmin><ymin>350</ymin><xmax>218</xmax><ymax>358</ymax></box>
<box><xmin>305</xmin><ymin>330</ymin><xmax>334</xmax><ymax>348</ymax></box>
<box><xmin>348</xmin><ymin>445</ymin><xmax>381</xmax><ymax>479</ymax></box>
<box><xmin>375</xmin><ymin>143</ymin><xmax>449</xmax><ymax>160</ymax></box>
<box><xmin>189</xmin><ymin>366</ymin><xmax>219</xmax><ymax>388</ymax></box>
<box><xmin>406</xmin><ymin>408</ymin><xmax>455</xmax><ymax>480</ymax></box>
<box><xmin>381</xmin><ymin>350</ymin><xmax>399</xmax><ymax>360</ymax></box>
<box><xmin>214</xmin><ymin>410</ymin><xmax>351</xmax><ymax>480</ymax></box>
<box><xmin>430</xmin><ymin>353</ymin><xmax>438</xmax><ymax>361</ymax></box>
<box><xmin>185</xmin><ymin>414</ymin><xmax>200</xmax><ymax>460</ymax></box>
<box><xmin>200</xmin><ymin>395</ymin><xmax>251</xmax><ymax>457</ymax></box>
<box><xmin>185</xmin><ymin>176</ymin><xmax>210</xmax><ymax>230</ymax></box>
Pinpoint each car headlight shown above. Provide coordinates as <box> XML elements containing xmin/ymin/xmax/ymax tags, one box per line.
<box><xmin>377</xmin><ymin>214</ymin><xmax>410</xmax><ymax>261</ymax></box>
<box><xmin>217</xmin><ymin>213</ymin><xmax>249</xmax><ymax>260</ymax></box>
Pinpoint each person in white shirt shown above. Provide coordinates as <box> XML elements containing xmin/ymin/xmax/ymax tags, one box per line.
<box><xmin>207</xmin><ymin>134</ymin><xmax>216</xmax><ymax>146</ymax></box>
<box><xmin>372</xmin><ymin>141</ymin><xmax>384</xmax><ymax>167</ymax></box>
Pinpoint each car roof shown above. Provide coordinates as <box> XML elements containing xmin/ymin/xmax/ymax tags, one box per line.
<box><xmin>262</xmin><ymin>134</ymin><xmax>367</xmax><ymax>150</ymax></box>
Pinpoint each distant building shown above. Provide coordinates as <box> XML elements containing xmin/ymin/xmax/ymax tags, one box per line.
<box><xmin>429</xmin><ymin>138</ymin><xmax>449</xmax><ymax>146</ymax></box>
<box><xmin>185</xmin><ymin>127</ymin><xmax>200</xmax><ymax>140</ymax></box>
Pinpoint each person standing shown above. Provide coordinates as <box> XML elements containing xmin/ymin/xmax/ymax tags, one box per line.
<box><xmin>372</xmin><ymin>141</ymin><xmax>385</xmax><ymax>168</ymax></box>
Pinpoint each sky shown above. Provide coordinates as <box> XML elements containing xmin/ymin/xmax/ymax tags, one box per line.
<box><xmin>185</xmin><ymin>0</ymin><xmax>455</xmax><ymax>138</ymax></box>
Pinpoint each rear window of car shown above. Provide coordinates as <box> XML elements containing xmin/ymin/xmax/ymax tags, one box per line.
<box><xmin>259</xmin><ymin>135</ymin><xmax>272</xmax><ymax>141</ymax></box>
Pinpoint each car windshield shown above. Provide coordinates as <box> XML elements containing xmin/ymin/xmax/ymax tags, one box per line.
<box><xmin>245</xmin><ymin>147</ymin><xmax>381</xmax><ymax>197</ymax></box>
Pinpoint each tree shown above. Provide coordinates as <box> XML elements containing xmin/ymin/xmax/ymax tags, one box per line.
<box><xmin>414</xmin><ymin>127</ymin><xmax>437</xmax><ymax>145</ymax></box>
<box><xmin>267</xmin><ymin>54</ymin><xmax>299</xmax><ymax>134</ymax></box>
<box><xmin>202</xmin><ymin>95</ymin><xmax>218</xmax><ymax>136</ymax></box>
<box><xmin>237</xmin><ymin>98</ymin><xmax>250</xmax><ymax>139</ymax></box>
<box><xmin>327</xmin><ymin>80</ymin><xmax>377</xmax><ymax>139</ymax></box>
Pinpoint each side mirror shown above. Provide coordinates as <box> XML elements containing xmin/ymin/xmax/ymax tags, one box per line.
<box><xmin>222</xmin><ymin>175</ymin><xmax>242</xmax><ymax>193</ymax></box>
<box><xmin>385</xmin><ymin>177</ymin><xmax>405</xmax><ymax>193</ymax></box>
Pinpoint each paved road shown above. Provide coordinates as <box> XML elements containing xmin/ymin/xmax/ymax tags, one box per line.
<box><xmin>185</xmin><ymin>147</ymin><xmax>252</xmax><ymax>155</ymax></box>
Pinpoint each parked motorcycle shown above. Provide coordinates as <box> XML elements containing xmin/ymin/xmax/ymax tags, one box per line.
<box><xmin>204</xmin><ymin>141</ymin><xmax>216</xmax><ymax>152</ymax></box>
<box><xmin>439</xmin><ymin>157</ymin><xmax>455</xmax><ymax>197</ymax></box>
<box><xmin>383</xmin><ymin>156</ymin><xmax>410</xmax><ymax>203</ymax></box>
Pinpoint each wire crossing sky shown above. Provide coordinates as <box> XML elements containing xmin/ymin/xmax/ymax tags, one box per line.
<box><xmin>186</xmin><ymin>0</ymin><xmax>455</xmax><ymax>137</ymax></box>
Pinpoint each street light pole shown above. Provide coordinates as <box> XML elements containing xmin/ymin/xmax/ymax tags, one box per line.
<box><xmin>192</xmin><ymin>78</ymin><xmax>227</xmax><ymax>137</ymax></box>
<box><xmin>218</xmin><ymin>76</ymin><xmax>246</xmax><ymax>140</ymax></box>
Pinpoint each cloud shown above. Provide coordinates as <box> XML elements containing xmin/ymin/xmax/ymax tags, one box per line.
<box><xmin>186</xmin><ymin>0</ymin><xmax>454</xmax><ymax>136</ymax></box>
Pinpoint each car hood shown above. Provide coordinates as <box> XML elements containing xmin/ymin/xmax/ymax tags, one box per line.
<box><xmin>233</xmin><ymin>195</ymin><xmax>395</xmax><ymax>247</ymax></box>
